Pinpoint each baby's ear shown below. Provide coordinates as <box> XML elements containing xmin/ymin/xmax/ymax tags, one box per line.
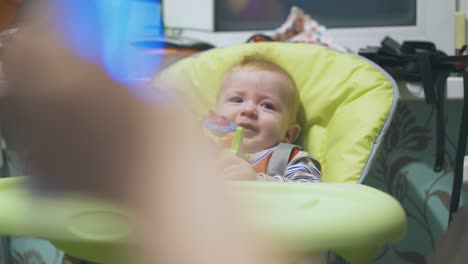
<box><xmin>284</xmin><ymin>123</ymin><xmax>301</xmax><ymax>143</ymax></box>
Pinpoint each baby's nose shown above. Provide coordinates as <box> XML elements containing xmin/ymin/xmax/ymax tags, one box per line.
<box><xmin>240</xmin><ymin>103</ymin><xmax>257</xmax><ymax>117</ymax></box>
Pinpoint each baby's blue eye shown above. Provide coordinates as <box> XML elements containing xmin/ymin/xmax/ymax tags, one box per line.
<box><xmin>231</xmin><ymin>97</ymin><xmax>243</xmax><ymax>103</ymax></box>
<box><xmin>261</xmin><ymin>102</ymin><xmax>275</xmax><ymax>110</ymax></box>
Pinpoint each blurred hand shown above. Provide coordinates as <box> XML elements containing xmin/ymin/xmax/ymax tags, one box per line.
<box><xmin>0</xmin><ymin>2</ymin><xmax>283</xmax><ymax>264</ymax></box>
<box><xmin>1</xmin><ymin>13</ymin><xmax>145</xmax><ymax>198</ymax></box>
<box><xmin>220</xmin><ymin>154</ymin><xmax>256</xmax><ymax>181</ymax></box>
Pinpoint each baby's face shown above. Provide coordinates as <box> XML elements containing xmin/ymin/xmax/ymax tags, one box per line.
<box><xmin>216</xmin><ymin>69</ymin><xmax>298</xmax><ymax>153</ymax></box>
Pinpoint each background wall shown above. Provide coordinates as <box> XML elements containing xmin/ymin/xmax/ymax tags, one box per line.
<box><xmin>364</xmin><ymin>99</ymin><xmax>466</xmax><ymax>264</ymax></box>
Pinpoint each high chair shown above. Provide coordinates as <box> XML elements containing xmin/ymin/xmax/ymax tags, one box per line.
<box><xmin>0</xmin><ymin>42</ymin><xmax>406</xmax><ymax>264</ymax></box>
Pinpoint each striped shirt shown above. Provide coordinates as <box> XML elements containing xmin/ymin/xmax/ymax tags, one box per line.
<box><xmin>249</xmin><ymin>146</ymin><xmax>321</xmax><ymax>183</ymax></box>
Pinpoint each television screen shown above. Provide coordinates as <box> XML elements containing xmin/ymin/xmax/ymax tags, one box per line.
<box><xmin>215</xmin><ymin>0</ymin><xmax>416</xmax><ymax>31</ymax></box>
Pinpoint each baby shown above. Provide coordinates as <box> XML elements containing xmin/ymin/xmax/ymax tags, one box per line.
<box><xmin>214</xmin><ymin>55</ymin><xmax>321</xmax><ymax>182</ymax></box>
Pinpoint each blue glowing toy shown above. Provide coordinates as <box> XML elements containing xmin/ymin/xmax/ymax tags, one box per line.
<box><xmin>51</xmin><ymin>0</ymin><xmax>164</xmax><ymax>86</ymax></box>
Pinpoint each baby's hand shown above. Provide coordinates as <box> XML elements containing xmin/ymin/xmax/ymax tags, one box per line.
<box><xmin>219</xmin><ymin>154</ymin><xmax>256</xmax><ymax>181</ymax></box>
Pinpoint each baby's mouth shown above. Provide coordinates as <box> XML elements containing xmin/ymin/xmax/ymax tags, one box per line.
<box><xmin>238</xmin><ymin>123</ymin><xmax>257</xmax><ymax>136</ymax></box>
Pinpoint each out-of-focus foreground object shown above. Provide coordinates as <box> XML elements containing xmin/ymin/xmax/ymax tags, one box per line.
<box><xmin>429</xmin><ymin>206</ymin><xmax>468</xmax><ymax>264</ymax></box>
<box><xmin>0</xmin><ymin>1</ymin><xmax>280</xmax><ymax>264</ymax></box>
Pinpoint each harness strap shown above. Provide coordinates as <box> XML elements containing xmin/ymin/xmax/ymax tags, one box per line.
<box><xmin>266</xmin><ymin>143</ymin><xmax>302</xmax><ymax>176</ymax></box>
<box><xmin>449</xmin><ymin>71</ymin><xmax>468</xmax><ymax>222</ymax></box>
<box><xmin>433</xmin><ymin>71</ymin><xmax>449</xmax><ymax>172</ymax></box>
<box><xmin>415</xmin><ymin>53</ymin><xmax>448</xmax><ymax>172</ymax></box>
<box><xmin>417</xmin><ymin>53</ymin><xmax>436</xmax><ymax>104</ymax></box>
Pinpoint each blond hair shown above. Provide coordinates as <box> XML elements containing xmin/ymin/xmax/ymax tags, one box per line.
<box><xmin>221</xmin><ymin>55</ymin><xmax>299</xmax><ymax>121</ymax></box>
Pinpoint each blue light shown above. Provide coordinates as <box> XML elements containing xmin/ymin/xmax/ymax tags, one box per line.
<box><xmin>51</xmin><ymin>0</ymin><xmax>164</xmax><ymax>86</ymax></box>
